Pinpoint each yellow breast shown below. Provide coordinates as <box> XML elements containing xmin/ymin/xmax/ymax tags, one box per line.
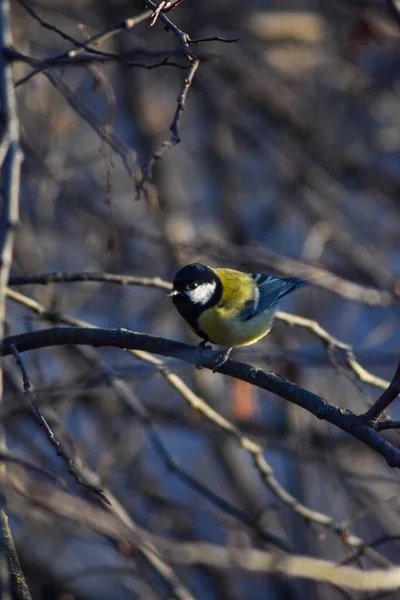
<box><xmin>198</xmin><ymin>305</ymin><xmax>275</xmax><ymax>347</ymax></box>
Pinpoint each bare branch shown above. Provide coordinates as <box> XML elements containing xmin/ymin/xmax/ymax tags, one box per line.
<box><xmin>377</xmin><ymin>420</ymin><xmax>400</xmax><ymax>431</ymax></box>
<box><xmin>7</xmin><ymin>271</ymin><xmax>390</xmax><ymax>391</ymax></box>
<box><xmin>14</xmin><ymin>3</ymin><xmax>154</xmax><ymax>85</ymax></box>
<box><xmin>4</xmin><ymin>470</ymin><xmax>400</xmax><ymax>594</ymax></box>
<box><xmin>276</xmin><ymin>311</ymin><xmax>390</xmax><ymax>390</ymax></box>
<box><xmin>8</xmin><ymin>271</ymin><xmax>172</xmax><ymax>290</ymax></box>
<box><xmin>2</xmin><ymin>327</ymin><xmax>400</xmax><ymax>470</ymax></box>
<box><xmin>362</xmin><ymin>359</ymin><xmax>400</xmax><ymax>425</ymax></box>
<box><xmin>137</xmin><ymin>57</ymin><xmax>200</xmax><ymax>196</ymax></box>
<box><xmin>10</xmin><ymin>345</ymin><xmax>110</xmax><ymax>504</ymax></box>
<box><xmin>6</xmin><ymin>288</ymin><xmax>389</xmax><ymax>564</ymax></box>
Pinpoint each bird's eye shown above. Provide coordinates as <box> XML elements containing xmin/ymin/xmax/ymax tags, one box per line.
<box><xmin>186</xmin><ymin>282</ymin><xmax>198</xmax><ymax>291</ymax></box>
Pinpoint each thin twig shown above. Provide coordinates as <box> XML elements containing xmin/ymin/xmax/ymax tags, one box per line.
<box><xmin>4</xmin><ymin>472</ymin><xmax>400</xmax><ymax>593</ymax></box>
<box><xmin>8</xmin><ymin>46</ymin><xmax>190</xmax><ymax>71</ymax></box>
<box><xmin>149</xmin><ymin>0</ymin><xmax>186</xmax><ymax>27</ymax></box>
<box><xmin>8</xmin><ymin>271</ymin><xmax>172</xmax><ymax>290</ymax></box>
<box><xmin>44</xmin><ymin>70</ymin><xmax>141</xmax><ymax>184</ymax></box>
<box><xmin>9</xmin><ymin>344</ymin><xmax>111</xmax><ymax>505</ymax></box>
<box><xmin>7</xmin><ymin>342</ymin><xmax>193</xmax><ymax>600</ymax></box>
<box><xmin>73</xmin><ymin>346</ymin><xmax>290</xmax><ymax>551</ymax></box>
<box><xmin>189</xmin><ymin>36</ymin><xmax>240</xmax><ymax>44</ymax></box>
<box><xmin>362</xmin><ymin>359</ymin><xmax>400</xmax><ymax>425</ymax></box>
<box><xmin>144</xmin><ymin>0</ymin><xmax>195</xmax><ymax>59</ymax></box>
<box><xmin>137</xmin><ymin>57</ymin><xmax>200</xmax><ymax>196</ymax></box>
<box><xmin>377</xmin><ymin>420</ymin><xmax>400</xmax><ymax>431</ymax></box>
<box><xmin>131</xmin><ymin>351</ymin><xmax>390</xmax><ymax>566</ymax></box>
<box><xmin>15</xmin><ymin>0</ymin><xmax>119</xmax><ymax>58</ymax></box>
<box><xmin>15</xmin><ymin>3</ymin><xmax>153</xmax><ymax>85</ymax></box>
<box><xmin>276</xmin><ymin>311</ymin><xmax>390</xmax><ymax>391</ymax></box>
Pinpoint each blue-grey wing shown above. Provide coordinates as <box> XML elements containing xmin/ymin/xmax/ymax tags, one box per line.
<box><xmin>241</xmin><ymin>274</ymin><xmax>303</xmax><ymax>321</ymax></box>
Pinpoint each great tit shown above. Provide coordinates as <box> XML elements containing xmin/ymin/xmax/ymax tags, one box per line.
<box><xmin>169</xmin><ymin>263</ymin><xmax>306</xmax><ymax>369</ymax></box>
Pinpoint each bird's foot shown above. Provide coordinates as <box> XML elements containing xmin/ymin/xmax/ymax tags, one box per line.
<box><xmin>212</xmin><ymin>347</ymin><xmax>233</xmax><ymax>373</ymax></box>
<box><xmin>197</xmin><ymin>339</ymin><xmax>212</xmax><ymax>369</ymax></box>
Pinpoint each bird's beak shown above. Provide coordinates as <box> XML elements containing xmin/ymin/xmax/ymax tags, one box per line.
<box><xmin>168</xmin><ymin>290</ymin><xmax>179</xmax><ymax>298</ymax></box>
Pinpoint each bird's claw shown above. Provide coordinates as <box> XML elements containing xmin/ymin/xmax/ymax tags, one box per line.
<box><xmin>212</xmin><ymin>348</ymin><xmax>233</xmax><ymax>373</ymax></box>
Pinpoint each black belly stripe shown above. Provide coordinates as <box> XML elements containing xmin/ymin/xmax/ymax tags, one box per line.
<box><xmin>190</xmin><ymin>319</ymin><xmax>209</xmax><ymax>342</ymax></box>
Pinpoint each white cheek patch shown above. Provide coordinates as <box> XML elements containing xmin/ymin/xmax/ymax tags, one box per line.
<box><xmin>187</xmin><ymin>281</ymin><xmax>216</xmax><ymax>304</ymax></box>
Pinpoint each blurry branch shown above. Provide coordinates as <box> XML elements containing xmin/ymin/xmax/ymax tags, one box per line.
<box><xmin>132</xmin><ymin>352</ymin><xmax>390</xmax><ymax>566</ymax></box>
<box><xmin>5</xmin><ymin>289</ymin><xmax>389</xmax><ymax>564</ymax></box>
<box><xmin>5</xmin><ymin>332</ymin><xmax>192</xmax><ymax>590</ymax></box>
<box><xmin>10</xmin><ymin>345</ymin><xmax>110</xmax><ymax>504</ymax></box>
<box><xmin>105</xmin><ymin>540</ymin><xmax>400</xmax><ymax>592</ymax></box>
<box><xmin>377</xmin><ymin>420</ymin><xmax>400</xmax><ymax>431</ymax></box>
<box><xmin>223</xmin><ymin>247</ymin><xmax>399</xmax><ymax>307</ymax></box>
<box><xmin>387</xmin><ymin>0</ymin><xmax>400</xmax><ymax>29</ymax></box>
<box><xmin>118</xmin><ymin>229</ymin><xmax>399</xmax><ymax>306</ymax></box>
<box><xmin>5</xmin><ymin>290</ymin><xmax>293</xmax><ymax>552</ymax></box>
<box><xmin>15</xmin><ymin>1</ymin><xmax>153</xmax><ymax>85</ymax></box>
<box><xmin>276</xmin><ymin>311</ymin><xmax>390</xmax><ymax>391</ymax></box>
<box><xmin>0</xmin><ymin>19</ymin><xmax>22</xmax><ymax>336</ymax></box>
<box><xmin>7</xmin><ymin>271</ymin><xmax>390</xmax><ymax>390</ymax></box>
<box><xmin>0</xmin><ymin>0</ymin><xmax>29</xmax><ymax>598</ymax></box>
<box><xmin>3</xmin><ymin>327</ymin><xmax>400</xmax><ymax>470</ymax></box>
<box><xmin>9</xmin><ymin>46</ymin><xmax>190</xmax><ymax>71</ymax></box>
<box><xmin>9</xmin><ymin>254</ymin><xmax>399</xmax><ymax>307</ymax></box>
<box><xmin>8</xmin><ymin>271</ymin><xmax>172</xmax><ymax>290</ymax></box>
<box><xmin>43</xmin><ymin>70</ymin><xmax>141</xmax><ymax>184</ymax></box>
<box><xmin>7</xmin><ymin>359</ymin><xmax>193</xmax><ymax>597</ymax></box>
<box><xmin>15</xmin><ymin>0</ymin><xmax>237</xmax><ymax>203</ymax></box>
<box><xmin>15</xmin><ymin>0</ymin><xmax>131</xmax><ymax>58</ymax></box>
<box><xmin>4</xmin><ymin>471</ymin><xmax>400</xmax><ymax>593</ymax></box>
<box><xmin>341</xmin><ymin>534</ymin><xmax>400</xmax><ymax>566</ymax></box>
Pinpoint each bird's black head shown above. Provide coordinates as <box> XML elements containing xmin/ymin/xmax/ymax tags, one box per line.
<box><xmin>170</xmin><ymin>263</ymin><xmax>222</xmax><ymax>320</ymax></box>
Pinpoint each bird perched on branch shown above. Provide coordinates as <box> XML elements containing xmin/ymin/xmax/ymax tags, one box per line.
<box><xmin>169</xmin><ymin>263</ymin><xmax>306</xmax><ymax>370</ymax></box>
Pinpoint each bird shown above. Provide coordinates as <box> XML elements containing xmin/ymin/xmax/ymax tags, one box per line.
<box><xmin>169</xmin><ymin>263</ymin><xmax>306</xmax><ymax>370</ymax></box>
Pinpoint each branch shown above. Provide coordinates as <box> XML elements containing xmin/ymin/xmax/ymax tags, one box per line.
<box><xmin>42</xmin><ymin>70</ymin><xmax>141</xmax><ymax>184</ymax></box>
<box><xmin>136</xmin><ymin>57</ymin><xmax>200</xmax><ymax>196</ymax></box>
<box><xmin>276</xmin><ymin>311</ymin><xmax>390</xmax><ymax>391</ymax></box>
<box><xmin>2</xmin><ymin>327</ymin><xmax>400</xmax><ymax>470</ymax></box>
<box><xmin>15</xmin><ymin>2</ymin><xmax>154</xmax><ymax>85</ymax></box>
<box><xmin>362</xmin><ymin>359</ymin><xmax>400</xmax><ymax>425</ymax></box>
<box><xmin>10</xmin><ymin>345</ymin><xmax>110</xmax><ymax>504</ymax></box>
<box><xmin>7</xmin><ymin>271</ymin><xmax>390</xmax><ymax>391</ymax></box>
<box><xmin>0</xmin><ymin>0</ymin><xmax>30</xmax><ymax>597</ymax></box>
<box><xmin>117</xmin><ymin>539</ymin><xmax>400</xmax><ymax>592</ymax></box>
<box><xmin>377</xmin><ymin>420</ymin><xmax>400</xmax><ymax>431</ymax></box>
<box><xmin>5</xmin><ymin>470</ymin><xmax>400</xmax><ymax>594</ymax></box>
<box><xmin>8</xmin><ymin>271</ymin><xmax>172</xmax><ymax>290</ymax></box>
<box><xmin>5</xmin><ymin>288</ymin><xmax>389</xmax><ymax>564</ymax></box>
<box><xmin>136</xmin><ymin>0</ymin><xmax>204</xmax><ymax>195</ymax></box>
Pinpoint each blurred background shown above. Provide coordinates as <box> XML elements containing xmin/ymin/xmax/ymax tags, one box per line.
<box><xmin>5</xmin><ymin>0</ymin><xmax>400</xmax><ymax>598</ymax></box>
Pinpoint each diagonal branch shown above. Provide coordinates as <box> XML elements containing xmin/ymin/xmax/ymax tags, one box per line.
<box><xmin>10</xmin><ymin>345</ymin><xmax>110</xmax><ymax>504</ymax></box>
<box><xmin>362</xmin><ymin>359</ymin><xmax>400</xmax><ymax>425</ymax></box>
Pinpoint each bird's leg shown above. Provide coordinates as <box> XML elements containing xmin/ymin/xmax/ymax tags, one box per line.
<box><xmin>212</xmin><ymin>347</ymin><xmax>233</xmax><ymax>372</ymax></box>
<box><xmin>197</xmin><ymin>338</ymin><xmax>212</xmax><ymax>369</ymax></box>
<box><xmin>198</xmin><ymin>339</ymin><xmax>212</xmax><ymax>349</ymax></box>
